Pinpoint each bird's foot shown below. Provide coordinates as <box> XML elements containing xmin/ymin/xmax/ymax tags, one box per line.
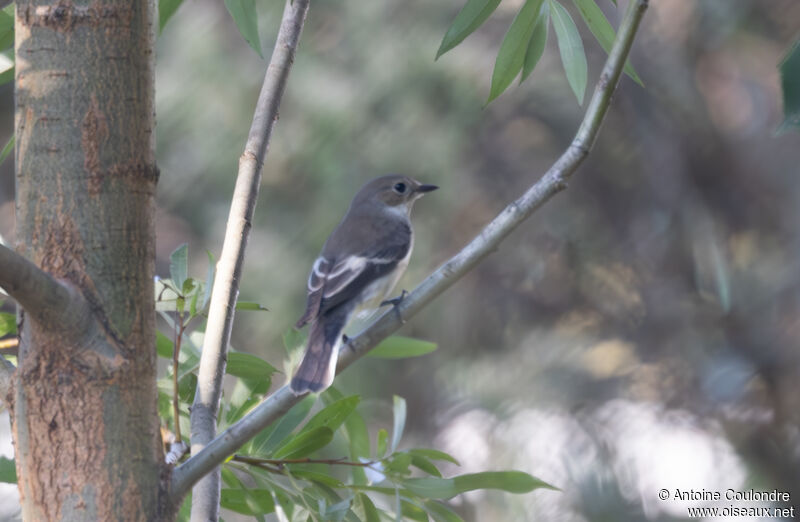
<box><xmin>380</xmin><ymin>289</ymin><xmax>408</xmax><ymax>324</ymax></box>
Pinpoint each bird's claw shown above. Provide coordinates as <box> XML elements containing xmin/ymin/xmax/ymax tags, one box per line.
<box><xmin>380</xmin><ymin>289</ymin><xmax>408</xmax><ymax>324</ymax></box>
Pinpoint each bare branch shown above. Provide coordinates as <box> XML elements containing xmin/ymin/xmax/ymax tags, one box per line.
<box><xmin>0</xmin><ymin>244</ymin><xmax>92</xmax><ymax>335</ymax></box>
<box><xmin>0</xmin><ymin>355</ymin><xmax>13</xmax><ymax>403</ymax></box>
<box><xmin>188</xmin><ymin>0</ymin><xmax>310</xmax><ymax>518</ymax></box>
<box><xmin>172</xmin><ymin>0</ymin><xmax>649</xmax><ymax>501</ymax></box>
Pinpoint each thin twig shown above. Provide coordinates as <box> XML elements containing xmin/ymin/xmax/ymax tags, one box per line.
<box><xmin>0</xmin><ymin>354</ymin><xmax>13</xmax><ymax>402</ymax></box>
<box><xmin>172</xmin><ymin>311</ymin><xmax>185</xmax><ymax>444</ymax></box>
<box><xmin>171</xmin><ymin>0</ymin><xmax>649</xmax><ymax>502</ymax></box>
<box><xmin>187</xmin><ymin>0</ymin><xmax>311</xmax><ymax>517</ymax></box>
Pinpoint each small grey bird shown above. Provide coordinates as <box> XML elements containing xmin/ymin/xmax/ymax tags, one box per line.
<box><xmin>290</xmin><ymin>175</ymin><xmax>438</xmax><ymax>394</ymax></box>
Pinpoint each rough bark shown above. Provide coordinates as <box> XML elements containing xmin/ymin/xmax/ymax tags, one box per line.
<box><xmin>11</xmin><ymin>1</ymin><xmax>166</xmax><ymax>519</ymax></box>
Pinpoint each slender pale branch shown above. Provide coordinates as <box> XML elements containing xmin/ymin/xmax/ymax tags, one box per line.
<box><xmin>188</xmin><ymin>0</ymin><xmax>310</xmax><ymax>518</ymax></box>
<box><xmin>0</xmin><ymin>354</ymin><xmax>13</xmax><ymax>402</ymax></box>
<box><xmin>0</xmin><ymin>244</ymin><xmax>92</xmax><ymax>335</ymax></box>
<box><xmin>172</xmin><ymin>0</ymin><xmax>649</xmax><ymax>501</ymax></box>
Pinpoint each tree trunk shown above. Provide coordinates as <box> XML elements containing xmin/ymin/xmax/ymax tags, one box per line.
<box><xmin>12</xmin><ymin>1</ymin><xmax>166</xmax><ymax>519</ymax></box>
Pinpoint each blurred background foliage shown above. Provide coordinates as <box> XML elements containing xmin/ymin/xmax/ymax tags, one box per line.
<box><xmin>1</xmin><ymin>0</ymin><xmax>800</xmax><ymax>520</ymax></box>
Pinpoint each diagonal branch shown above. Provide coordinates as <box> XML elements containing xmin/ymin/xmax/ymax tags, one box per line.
<box><xmin>187</xmin><ymin>0</ymin><xmax>310</xmax><ymax>518</ymax></box>
<box><xmin>172</xmin><ymin>0</ymin><xmax>649</xmax><ymax>502</ymax></box>
<box><xmin>0</xmin><ymin>244</ymin><xmax>92</xmax><ymax>335</ymax></box>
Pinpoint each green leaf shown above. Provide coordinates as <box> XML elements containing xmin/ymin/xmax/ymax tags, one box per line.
<box><xmin>550</xmin><ymin>0</ymin><xmax>588</xmax><ymax>104</ymax></box>
<box><xmin>301</xmin><ymin>395</ymin><xmax>360</xmax><ymax>437</ymax></box>
<box><xmin>356</xmin><ymin>493</ymin><xmax>381</xmax><ymax>522</ymax></box>
<box><xmin>169</xmin><ymin>244</ymin><xmax>188</xmax><ymax>294</ymax></box>
<box><xmin>226</xmin><ymin>351</ymin><xmax>278</xmax><ymax>380</ymax></box>
<box><xmin>0</xmin><ymin>8</ymin><xmax>13</xmax><ymax>51</ymax></box>
<box><xmin>571</xmin><ymin>0</ymin><xmax>642</xmax><ymax>85</ymax></box>
<box><xmin>376</xmin><ymin>428</ymin><xmax>388</xmax><ymax>459</ymax></box>
<box><xmin>411</xmin><ymin>455</ymin><xmax>442</xmax><ymax>478</ymax></box>
<box><xmin>291</xmin><ymin>470</ymin><xmax>345</xmax><ymax>488</ymax></box>
<box><xmin>454</xmin><ymin>470</ymin><xmax>557</xmax><ymax>494</ymax></box>
<box><xmin>235</xmin><ymin>301</ymin><xmax>269</xmax><ymax>311</ymax></box>
<box><xmin>273</xmin><ymin>426</ymin><xmax>334</xmax><ymax>459</ymax></box>
<box><xmin>488</xmin><ymin>0</ymin><xmax>545</xmax><ymax>104</ymax></box>
<box><xmin>0</xmin><ymin>312</ymin><xmax>16</xmax><ymax>337</ymax></box>
<box><xmin>424</xmin><ymin>501</ymin><xmax>464</xmax><ymax>522</ymax></box>
<box><xmin>368</xmin><ymin>337</ymin><xmax>437</xmax><ymax>359</ymax></box>
<box><xmin>407</xmin><ymin>448</ymin><xmax>460</xmax><ymax>466</ymax></box>
<box><xmin>401</xmin><ymin>500</ymin><xmax>429</xmax><ymax>522</ymax></box>
<box><xmin>436</xmin><ymin>0</ymin><xmax>502</xmax><ymax>60</ymax></box>
<box><xmin>0</xmin><ymin>456</ymin><xmax>16</xmax><ymax>483</ymax></box>
<box><xmin>779</xmin><ymin>39</ymin><xmax>800</xmax><ymax>133</ymax></box>
<box><xmin>0</xmin><ymin>134</ymin><xmax>13</xmax><ymax>166</ymax></box>
<box><xmin>224</xmin><ymin>0</ymin><xmax>264</xmax><ymax>58</ymax></box>
<box><xmin>251</xmin><ymin>395</ymin><xmax>315</xmax><ymax>455</ymax></box>
<box><xmin>220</xmin><ymin>488</ymin><xmax>275</xmax><ymax>515</ymax></box>
<box><xmin>521</xmin><ymin>1</ymin><xmax>549</xmax><ymax>83</ymax></box>
<box><xmin>404</xmin><ymin>471</ymin><xmax>558</xmax><ymax>499</ymax></box>
<box><xmin>385</xmin><ymin>452</ymin><xmax>412</xmax><ymax>475</ymax></box>
<box><xmin>390</xmin><ymin>396</ymin><xmax>407</xmax><ymax>454</ymax></box>
<box><xmin>159</xmin><ymin>0</ymin><xmax>184</xmax><ymax>33</ymax></box>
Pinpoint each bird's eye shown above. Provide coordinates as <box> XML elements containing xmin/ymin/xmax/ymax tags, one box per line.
<box><xmin>393</xmin><ymin>182</ymin><xmax>407</xmax><ymax>194</ymax></box>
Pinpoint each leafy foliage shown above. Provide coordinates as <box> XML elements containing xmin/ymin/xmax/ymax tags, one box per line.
<box><xmin>154</xmin><ymin>247</ymin><xmax>553</xmax><ymax>521</ymax></box>
<box><xmin>224</xmin><ymin>0</ymin><xmax>264</xmax><ymax>59</ymax></box>
<box><xmin>779</xmin><ymin>39</ymin><xmax>800</xmax><ymax>133</ymax></box>
<box><xmin>439</xmin><ymin>0</ymin><xmax>640</xmax><ymax>103</ymax></box>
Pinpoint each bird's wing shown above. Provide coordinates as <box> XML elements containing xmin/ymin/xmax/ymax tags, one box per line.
<box><xmin>295</xmin><ymin>216</ymin><xmax>411</xmax><ymax>328</ymax></box>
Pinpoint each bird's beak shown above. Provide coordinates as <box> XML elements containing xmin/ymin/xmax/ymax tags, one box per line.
<box><xmin>415</xmin><ymin>184</ymin><xmax>439</xmax><ymax>194</ymax></box>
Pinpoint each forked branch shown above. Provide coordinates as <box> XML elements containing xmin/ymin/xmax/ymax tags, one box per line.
<box><xmin>171</xmin><ymin>0</ymin><xmax>649</xmax><ymax>502</ymax></box>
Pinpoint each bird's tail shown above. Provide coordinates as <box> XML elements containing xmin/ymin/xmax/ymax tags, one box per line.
<box><xmin>290</xmin><ymin>312</ymin><xmax>346</xmax><ymax>394</ymax></box>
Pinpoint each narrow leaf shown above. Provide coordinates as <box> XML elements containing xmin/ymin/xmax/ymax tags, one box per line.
<box><xmin>779</xmin><ymin>40</ymin><xmax>800</xmax><ymax>133</ymax></box>
<box><xmin>401</xmin><ymin>500</ymin><xmax>429</xmax><ymax>522</ymax></box>
<box><xmin>224</xmin><ymin>0</ymin><xmax>264</xmax><ymax>58</ymax></box>
<box><xmin>407</xmin><ymin>448</ymin><xmax>461</xmax><ymax>466</ymax></box>
<box><xmin>488</xmin><ymin>0</ymin><xmax>545</xmax><ymax>104</ymax></box>
<box><xmin>251</xmin><ymin>395</ymin><xmax>315</xmax><ymax>455</ymax></box>
<box><xmin>236</xmin><ymin>301</ymin><xmax>269</xmax><ymax>311</ymax></box>
<box><xmin>390</xmin><ymin>395</ymin><xmax>407</xmax><ymax>454</ymax></box>
<box><xmin>411</xmin><ymin>454</ymin><xmax>442</xmax><ymax>478</ymax></box>
<box><xmin>550</xmin><ymin>0</ymin><xmax>587</xmax><ymax>104</ymax></box>
<box><xmin>521</xmin><ymin>2</ymin><xmax>549</xmax><ymax>83</ymax></box>
<box><xmin>571</xmin><ymin>0</ymin><xmax>642</xmax><ymax>85</ymax></box>
<box><xmin>377</xmin><ymin>428</ymin><xmax>388</xmax><ymax>459</ymax></box>
<box><xmin>159</xmin><ymin>0</ymin><xmax>184</xmax><ymax>33</ymax></box>
<box><xmin>436</xmin><ymin>0</ymin><xmax>502</xmax><ymax>59</ymax></box>
<box><xmin>300</xmin><ymin>395</ymin><xmax>360</xmax><ymax>435</ymax></box>
<box><xmin>0</xmin><ymin>312</ymin><xmax>16</xmax><ymax>337</ymax></box>
<box><xmin>453</xmin><ymin>471</ymin><xmax>557</xmax><ymax>495</ymax></box>
<box><xmin>0</xmin><ymin>8</ymin><xmax>13</xmax><ymax>51</ymax></box>
<box><xmin>368</xmin><ymin>336</ymin><xmax>437</xmax><ymax>359</ymax></box>
<box><xmin>273</xmin><ymin>426</ymin><xmax>334</xmax><ymax>459</ymax></box>
<box><xmin>220</xmin><ymin>488</ymin><xmax>275</xmax><ymax>515</ymax></box>
<box><xmin>0</xmin><ymin>134</ymin><xmax>13</xmax><ymax>166</ymax></box>
<box><xmin>169</xmin><ymin>244</ymin><xmax>188</xmax><ymax>293</ymax></box>
<box><xmin>424</xmin><ymin>501</ymin><xmax>464</xmax><ymax>522</ymax></box>
<box><xmin>357</xmin><ymin>493</ymin><xmax>381</xmax><ymax>522</ymax></box>
<box><xmin>0</xmin><ymin>456</ymin><xmax>15</xmax><ymax>483</ymax></box>
<box><xmin>404</xmin><ymin>471</ymin><xmax>556</xmax><ymax>499</ymax></box>
<box><xmin>226</xmin><ymin>352</ymin><xmax>278</xmax><ymax>380</ymax></box>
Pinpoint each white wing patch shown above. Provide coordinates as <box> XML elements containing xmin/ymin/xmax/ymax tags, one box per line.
<box><xmin>322</xmin><ymin>256</ymin><xmax>368</xmax><ymax>298</ymax></box>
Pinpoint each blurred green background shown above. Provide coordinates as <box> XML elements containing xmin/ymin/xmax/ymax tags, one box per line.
<box><xmin>2</xmin><ymin>0</ymin><xmax>800</xmax><ymax>520</ymax></box>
